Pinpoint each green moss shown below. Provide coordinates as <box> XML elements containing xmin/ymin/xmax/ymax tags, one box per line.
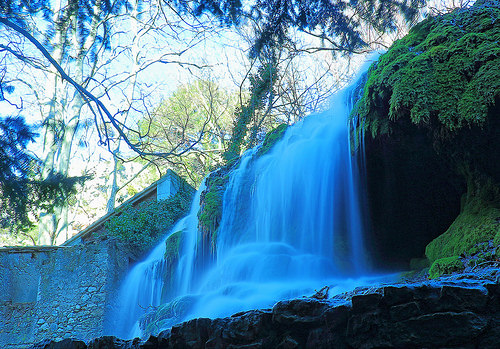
<box><xmin>257</xmin><ymin>123</ymin><xmax>288</xmax><ymax>156</ymax></box>
<box><xmin>429</xmin><ymin>255</ymin><xmax>464</xmax><ymax>279</ymax></box>
<box><xmin>103</xmin><ymin>190</ymin><xmax>192</xmax><ymax>257</ymax></box>
<box><xmin>164</xmin><ymin>230</ymin><xmax>183</xmax><ymax>263</ymax></box>
<box><xmin>197</xmin><ymin>170</ymin><xmax>230</xmax><ymax>250</ymax></box>
<box><xmin>355</xmin><ymin>0</ymin><xmax>500</xmax><ymax>137</ymax></box>
<box><xmin>426</xmin><ymin>197</ymin><xmax>500</xmax><ymax>262</ymax></box>
<box><xmin>355</xmin><ymin>0</ymin><xmax>500</xmax><ymax>268</ymax></box>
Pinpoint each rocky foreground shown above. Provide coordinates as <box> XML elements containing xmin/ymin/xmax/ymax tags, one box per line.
<box><xmin>35</xmin><ymin>267</ymin><xmax>500</xmax><ymax>349</ymax></box>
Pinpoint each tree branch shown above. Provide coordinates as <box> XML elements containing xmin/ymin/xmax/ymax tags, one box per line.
<box><xmin>0</xmin><ymin>16</ymin><xmax>203</xmax><ymax>159</ymax></box>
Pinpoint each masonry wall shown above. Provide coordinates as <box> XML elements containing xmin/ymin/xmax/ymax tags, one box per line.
<box><xmin>0</xmin><ymin>241</ymin><xmax>129</xmax><ymax>348</ymax></box>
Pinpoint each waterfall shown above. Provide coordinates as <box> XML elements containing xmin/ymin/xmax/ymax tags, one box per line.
<box><xmin>110</xmin><ymin>58</ymin><xmax>381</xmax><ymax>339</ymax></box>
<box><xmin>110</xmin><ymin>184</ymin><xmax>205</xmax><ymax>339</ymax></box>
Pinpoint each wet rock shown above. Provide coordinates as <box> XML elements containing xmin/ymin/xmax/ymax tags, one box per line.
<box><xmin>388</xmin><ymin>301</ymin><xmax>421</xmax><ymax>322</ymax></box>
<box><xmin>382</xmin><ymin>286</ymin><xmax>414</xmax><ymax>306</ymax></box>
<box><xmin>396</xmin><ymin>311</ymin><xmax>487</xmax><ymax>347</ymax></box>
<box><xmin>88</xmin><ymin>336</ymin><xmax>141</xmax><ymax>349</ymax></box>
<box><xmin>168</xmin><ymin>317</ymin><xmax>214</xmax><ymax>349</ymax></box>
<box><xmin>277</xmin><ymin>335</ymin><xmax>299</xmax><ymax>349</ymax></box>
<box><xmin>439</xmin><ymin>286</ymin><xmax>489</xmax><ymax>312</ymax></box>
<box><xmin>272</xmin><ymin>299</ymin><xmax>329</xmax><ymax>328</ymax></box>
<box><xmin>223</xmin><ymin>310</ymin><xmax>272</xmax><ymax>343</ymax></box>
<box><xmin>351</xmin><ymin>293</ymin><xmax>382</xmax><ymax>313</ymax></box>
<box><xmin>33</xmin><ymin>338</ymin><xmax>86</xmax><ymax>349</ymax></box>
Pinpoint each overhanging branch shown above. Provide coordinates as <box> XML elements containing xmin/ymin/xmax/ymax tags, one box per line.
<box><xmin>0</xmin><ymin>16</ymin><xmax>203</xmax><ymax>159</ymax></box>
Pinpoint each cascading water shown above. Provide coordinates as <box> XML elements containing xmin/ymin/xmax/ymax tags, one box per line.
<box><xmin>110</xmin><ymin>59</ymin><xmax>383</xmax><ymax>339</ymax></box>
<box><xmin>111</xmin><ymin>184</ymin><xmax>205</xmax><ymax>339</ymax></box>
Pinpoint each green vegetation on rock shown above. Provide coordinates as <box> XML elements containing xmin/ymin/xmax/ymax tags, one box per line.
<box><xmin>355</xmin><ymin>0</ymin><xmax>500</xmax><ymax>138</ymax></box>
<box><xmin>104</xmin><ymin>191</ymin><xmax>192</xmax><ymax>258</ymax></box>
<box><xmin>426</xmin><ymin>196</ymin><xmax>500</xmax><ymax>262</ymax></box>
<box><xmin>257</xmin><ymin>123</ymin><xmax>288</xmax><ymax>156</ymax></box>
<box><xmin>428</xmin><ymin>255</ymin><xmax>464</xmax><ymax>279</ymax></box>
<box><xmin>356</xmin><ymin>0</ymin><xmax>500</xmax><ymax>268</ymax></box>
<box><xmin>165</xmin><ymin>230</ymin><xmax>183</xmax><ymax>264</ymax></box>
<box><xmin>198</xmin><ymin>170</ymin><xmax>230</xmax><ymax>250</ymax></box>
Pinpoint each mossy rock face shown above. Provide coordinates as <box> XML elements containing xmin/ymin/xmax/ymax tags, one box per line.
<box><xmin>359</xmin><ymin>0</ymin><xmax>500</xmax><ymax>268</ymax></box>
<box><xmin>355</xmin><ymin>0</ymin><xmax>500</xmax><ymax>138</ymax></box>
<box><xmin>409</xmin><ymin>257</ymin><xmax>430</xmax><ymax>271</ymax></box>
<box><xmin>198</xmin><ymin>169</ymin><xmax>230</xmax><ymax>251</ymax></box>
<box><xmin>165</xmin><ymin>230</ymin><xmax>183</xmax><ymax>264</ymax></box>
<box><xmin>257</xmin><ymin>123</ymin><xmax>288</xmax><ymax>156</ymax></box>
<box><xmin>426</xmin><ymin>195</ymin><xmax>500</xmax><ymax>263</ymax></box>
<box><xmin>429</xmin><ymin>255</ymin><xmax>464</xmax><ymax>279</ymax></box>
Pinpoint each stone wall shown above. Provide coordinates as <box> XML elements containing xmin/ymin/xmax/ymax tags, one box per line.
<box><xmin>0</xmin><ymin>241</ymin><xmax>129</xmax><ymax>349</ymax></box>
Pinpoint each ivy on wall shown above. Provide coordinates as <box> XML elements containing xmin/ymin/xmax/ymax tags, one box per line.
<box><xmin>103</xmin><ymin>192</ymin><xmax>192</xmax><ymax>258</ymax></box>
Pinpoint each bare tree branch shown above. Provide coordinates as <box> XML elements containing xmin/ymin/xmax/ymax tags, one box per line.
<box><xmin>0</xmin><ymin>15</ymin><xmax>211</xmax><ymax>160</ymax></box>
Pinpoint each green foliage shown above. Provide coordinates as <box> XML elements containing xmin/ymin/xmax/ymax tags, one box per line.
<box><xmin>164</xmin><ymin>230</ymin><xmax>183</xmax><ymax>264</ymax></box>
<box><xmin>187</xmin><ymin>0</ymin><xmax>424</xmax><ymax>58</ymax></box>
<box><xmin>428</xmin><ymin>255</ymin><xmax>464</xmax><ymax>279</ymax></box>
<box><xmin>223</xmin><ymin>62</ymin><xmax>278</xmax><ymax>163</ymax></box>
<box><xmin>138</xmin><ymin>80</ymin><xmax>237</xmax><ymax>187</ymax></box>
<box><xmin>0</xmin><ymin>116</ymin><xmax>39</xmax><ymax>231</ymax></box>
<box><xmin>104</xmin><ymin>193</ymin><xmax>191</xmax><ymax>256</ymax></box>
<box><xmin>426</xmin><ymin>196</ymin><xmax>500</xmax><ymax>263</ymax></box>
<box><xmin>0</xmin><ymin>116</ymin><xmax>83</xmax><ymax>235</ymax></box>
<box><xmin>257</xmin><ymin>123</ymin><xmax>288</xmax><ymax>156</ymax></box>
<box><xmin>355</xmin><ymin>0</ymin><xmax>500</xmax><ymax>138</ymax></box>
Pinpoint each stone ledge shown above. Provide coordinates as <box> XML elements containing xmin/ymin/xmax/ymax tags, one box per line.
<box><xmin>0</xmin><ymin>246</ymin><xmax>71</xmax><ymax>253</ymax></box>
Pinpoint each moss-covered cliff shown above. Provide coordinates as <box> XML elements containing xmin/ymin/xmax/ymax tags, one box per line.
<box><xmin>356</xmin><ymin>0</ymin><xmax>499</xmax><ymax>137</ymax></box>
<box><xmin>356</xmin><ymin>0</ymin><xmax>500</xmax><ymax>273</ymax></box>
<box><xmin>197</xmin><ymin>123</ymin><xmax>288</xmax><ymax>253</ymax></box>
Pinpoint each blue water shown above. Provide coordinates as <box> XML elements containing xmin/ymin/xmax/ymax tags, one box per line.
<box><xmin>110</xmin><ymin>58</ymin><xmax>382</xmax><ymax>339</ymax></box>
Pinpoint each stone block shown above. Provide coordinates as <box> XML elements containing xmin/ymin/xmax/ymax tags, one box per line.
<box><xmin>350</xmin><ymin>293</ymin><xmax>383</xmax><ymax>313</ymax></box>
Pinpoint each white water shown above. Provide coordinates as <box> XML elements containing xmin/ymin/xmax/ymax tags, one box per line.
<box><xmin>110</xmin><ymin>60</ymin><xmax>382</xmax><ymax>339</ymax></box>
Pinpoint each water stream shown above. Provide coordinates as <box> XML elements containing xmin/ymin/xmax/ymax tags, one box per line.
<box><xmin>110</xmin><ymin>59</ymin><xmax>384</xmax><ymax>339</ymax></box>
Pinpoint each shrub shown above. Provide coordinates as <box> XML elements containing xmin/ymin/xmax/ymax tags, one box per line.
<box><xmin>104</xmin><ymin>192</ymin><xmax>191</xmax><ymax>257</ymax></box>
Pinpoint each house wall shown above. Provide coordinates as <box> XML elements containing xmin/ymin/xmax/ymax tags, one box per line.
<box><xmin>0</xmin><ymin>241</ymin><xmax>129</xmax><ymax>348</ymax></box>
